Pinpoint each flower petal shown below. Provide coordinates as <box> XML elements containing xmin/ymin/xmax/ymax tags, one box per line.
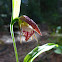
<box><xmin>22</xmin><ymin>29</ymin><xmax>35</xmax><ymax>41</ymax></box>
<box><xmin>20</xmin><ymin>15</ymin><xmax>42</xmax><ymax>36</ymax></box>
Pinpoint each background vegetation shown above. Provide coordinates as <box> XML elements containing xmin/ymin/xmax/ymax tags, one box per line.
<box><xmin>0</xmin><ymin>0</ymin><xmax>62</xmax><ymax>62</ymax></box>
<box><xmin>1</xmin><ymin>0</ymin><xmax>62</xmax><ymax>28</ymax></box>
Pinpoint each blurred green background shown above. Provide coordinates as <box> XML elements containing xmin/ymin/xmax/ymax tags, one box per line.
<box><xmin>0</xmin><ymin>0</ymin><xmax>62</xmax><ymax>29</ymax></box>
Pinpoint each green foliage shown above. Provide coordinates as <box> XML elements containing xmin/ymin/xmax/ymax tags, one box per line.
<box><xmin>0</xmin><ymin>0</ymin><xmax>11</xmax><ymax>25</ymax></box>
<box><xmin>54</xmin><ymin>37</ymin><xmax>62</xmax><ymax>54</ymax></box>
<box><xmin>1</xmin><ymin>0</ymin><xmax>62</xmax><ymax>29</ymax></box>
<box><xmin>21</xmin><ymin>0</ymin><xmax>60</xmax><ymax>25</ymax></box>
<box><xmin>54</xmin><ymin>45</ymin><xmax>62</xmax><ymax>54</ymax></box>
<box><xmin>10</xmin><ymin>0</ymin><xmax>61</xmax><ymax>62</ymax></box>
<box><xmin>24</xmin><ymin>43</ymin><xmax>58</xmax><ymax>62</ymax></box>
<box><xmin>50</xmin><ymin>26</ymin><xmax>62</xmax><ymax>54</ymax></box>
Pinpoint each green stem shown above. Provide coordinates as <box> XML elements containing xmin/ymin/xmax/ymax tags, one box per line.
<box><xmin>10</xmin><ymin>24</ymin><xmax>19</xmax><ymax>62</ymax></box>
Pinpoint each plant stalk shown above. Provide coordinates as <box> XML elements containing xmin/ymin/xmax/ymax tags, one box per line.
<box><xmin>10</xmin><ymin>24</ymin><xmax>19</xmax><ymax>62</ymax></box>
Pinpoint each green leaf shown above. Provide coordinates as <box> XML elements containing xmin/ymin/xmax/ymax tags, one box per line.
<box><xmin>54</xmin><ymin>46</ymin><xmax>62</xmax><ymax>54</ymax></box>
<box><xmin>48</xmin><ymin>43</ymin><xmax>58</xmax><ymax>47</ymax></box>
<box><xmin>12</xmin><ymin>0</ymin><xmax>21</xmax><ymax>20</ymax></box>
<box><xmin>24</xmin><ymin>43</ymin><xmax>58</xmax><ymax>62</ymax></box>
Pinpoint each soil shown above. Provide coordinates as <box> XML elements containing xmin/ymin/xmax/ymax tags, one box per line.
<box><xmin>0</xmin><ymin>25</ymin><xmax>62</xmax><ymax>62</ymax></box>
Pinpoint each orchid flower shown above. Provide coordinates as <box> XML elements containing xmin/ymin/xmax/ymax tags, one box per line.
<box><xmin>19</xmin><ymin>15</ymin><xmax>42</xmax><ymax>42</ymax></box>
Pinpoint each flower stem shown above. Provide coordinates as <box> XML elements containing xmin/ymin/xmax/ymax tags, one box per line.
<box><xmin>10</xmin><ymin>24</ymin><xmax>19</xmax><ymax>62</ymax></box>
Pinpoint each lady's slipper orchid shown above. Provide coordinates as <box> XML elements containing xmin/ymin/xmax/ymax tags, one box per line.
<box><xmin>19</xmin><ymin>15</ymin><xmax>42</xmax><ymax>42</ymax></box>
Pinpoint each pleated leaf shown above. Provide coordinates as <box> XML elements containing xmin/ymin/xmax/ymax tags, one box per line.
<box><xmin>24</xmin><ymin>43</ymin><xmax>58</xmax><ymax>62</ymax></box>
